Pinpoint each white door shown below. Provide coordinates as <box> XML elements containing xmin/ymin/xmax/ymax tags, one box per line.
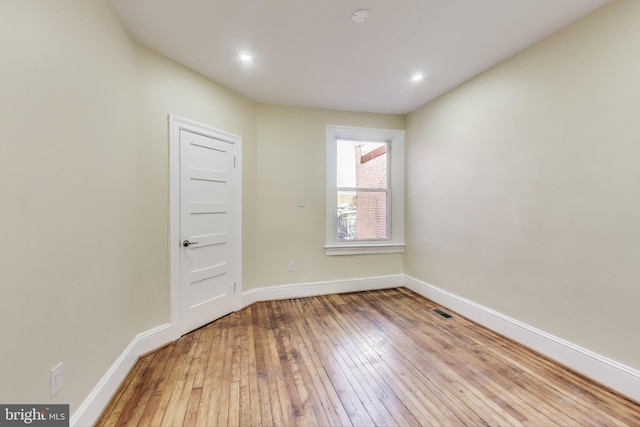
<box><xmin>170</xmin><ymin>116</ymin><xmax>241</xmax><ymax>336</ymax></box>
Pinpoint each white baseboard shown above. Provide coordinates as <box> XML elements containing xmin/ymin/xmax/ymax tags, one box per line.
<box><xmin>73</xmin><ymin>273</ymin><xmax>639</xmax><ymax>426</ymax></box>
<box><xmin>70</xmin><ymin>275</ymin><xmax>402</xmax><ymax>426</ymax></box>
<box><xmin>403</xmin><ymin>275</ymin><xmax>640</xmax><ymax>403</ymax></box>
<box><xmin>242</xmin><ymin>274</ymin><xmax>403</xmax><ymax>308</ymax></box>
<box><xmin>70</xmin><ymin>323</ymin><xmax>175</xmax><ymax>427</ymax></box>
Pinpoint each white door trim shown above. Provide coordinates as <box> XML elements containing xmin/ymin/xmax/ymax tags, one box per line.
<box><xmin>169</xmin><ymin>114</ymin><xmax>242</xmax><ymax>337</ymax></box>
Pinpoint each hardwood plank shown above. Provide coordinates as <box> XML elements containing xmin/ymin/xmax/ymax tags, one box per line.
<box><xmin>267</xmin><ymin>301</ymin><xmax>304</xmax><ymax>421</ymax></box>
<box><xmin>192</xmin><ymin>317</ymin><xmax>222</xmax><ymax>426</ymax></box>
<box><xmin>368</xmin><ymin>288</ymin><xmax>631</xmax><ymax>426</ymax></box>
<box><xmin>265</xmin><ymin>302</ymin><xmax>299</xmax><ymax>425</ymax></box>
<box><xmin>306</xmin><ymin>295</ymin><xmax>409</xmax><ymax>426</ymax></box>
<box><xmin>301</xmin><ymin>297</ymin><xmax>376</xmax><ymax>426</ymax></box>
<box><xmin>342</xmin><ymin>292</ymin><xmax>497</xmax><ymax>425</ymax></box>
<box><xmin>275</xmin><ymin>316</ymin><xmax>317</xmax><ymax>426</ymax></box>
<box><xmin>228</xmin><ymin>381</ymin><xmax>240</xmax><ymax>427</ymax></box>
<box><xmin>96</xmin><ymin>288</ymin><xmax>640</xmax><ymax>427</ymax></box>
<box><xmin>388</xmin><ymin>289</ymin><xmax>624</xmax><ymax>426</ymax></box>
<box><xmin>371</xmin><ymin>289</ymin><xmax>583</xmax><ymax>426</ymax></box>
<box><xmin>280</xmin><ymin>299</ymin><xmax>336</xmax><ymax>427</ymax></box>
<box><xmin>117</xmin><ymin>347</ymin><xmax>173</xmax><ymax>427</ymax></box>
<box><xmin>213</xmin><ymin>316</ymin><xmax>233</xmax><ymax>427</ymax></box>
<box><xmin>149</xmin><ymin>333</ymin><xmax>195</xmax><ymax>426</ymax></box>
<box><xmin>182</xmin><ymin>387</ymin><xmax>201</xmax><ymax>427</ymax></box>
<box><xmin>332</xmin><ymin>293</ymin><xmax>473</xmax><ymax>425</ymax></box>
<box><xmin>93</xmin><ymin>359</ymin><xmax>142</xmax><ymax>426</ymax></box>
<box><xmin>242</xmin><ymin>308</ymin><xmax>261</xmax><ymax>426</ymax></box>
<box><xmin>235</xmin><ymin>310</ymin><xmax>255</xmax><ymax>427</ymax></box>
<box><xmin>291</xmin><ymin>307</ymin><xmax>354</xmax><ymax>426</ymax></box>
<box><xmin>162</xmin><ymin>331</ymin><xmax>201</xmax><ymax>427</ymax></box>
<box><xmin>322</xmin><ymin>293</ymin><xmax>451</xmax><ymax>426</ymax></box>
<box><xmin>95</xmin><ymin>354</ymin><xmax>153</xmax><ymax>427</ymax></box>
<box><xmin>134</xmin><ymin>392</ymin><xmax>161</xmax><ymax>427</ymax></box>
<box><xmin>360</xmin><ymin>290</ymin><xmax>549</xmax><ymax>425</ymax></box>
<box><xmin>250</xmin><ymin>305</ymin><xmax>274</xmax><ymax>426</ymax></box>
<box><xmin>291</xmin><ymin>325</ymin><xmax>345</xmax><ymax>426</ymax></box>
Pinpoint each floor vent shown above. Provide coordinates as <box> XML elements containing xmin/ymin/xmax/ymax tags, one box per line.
<box><xmin>431</xmin><ymin>308</ymin><xmax>453</xmax><ymax>319</ymax></box>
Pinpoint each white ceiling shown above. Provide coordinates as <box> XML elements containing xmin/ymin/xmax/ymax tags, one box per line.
<box><xmin>109</xmin><ymin>0</ymin><xmax>609</xmax><ymax>115</ymax></box>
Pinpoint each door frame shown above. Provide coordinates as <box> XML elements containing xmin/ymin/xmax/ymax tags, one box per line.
<box><xmin>168</xmin><ymin>114</ymin><xmax>242</xmax><ymax>337</ymax></box>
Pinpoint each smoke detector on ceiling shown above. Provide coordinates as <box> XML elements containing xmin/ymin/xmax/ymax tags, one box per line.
<box><xmin>352</xmin><ymin>9</ymin><xmax>370</xmax><ymax>24</ymax></box>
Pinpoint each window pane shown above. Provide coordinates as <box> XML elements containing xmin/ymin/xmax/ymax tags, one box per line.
<box><xmin>337</xmin><ymin>190</ymin><xmax>388</xmax><ymax>240</ymax></box>
<box><xmin>337</xmin><ymin>140</ymin><xmax>387</xmax><ymax>189</ymax></box>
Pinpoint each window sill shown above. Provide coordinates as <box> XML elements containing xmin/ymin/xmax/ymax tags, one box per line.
<box><xmin>325</xmin><ymin>243</ymin><xmax>405</xmax><ymax>256</ymax></box>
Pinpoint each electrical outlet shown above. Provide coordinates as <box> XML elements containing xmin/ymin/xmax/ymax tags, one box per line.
<box><xmin>288</xmin><ymin>260</ymin><xmax>295</xmax><ymax>271</ymax></box>
<box><xmin>51</xmin><ymin>362</ymin><xmax>63</xmax><ymax>397</ymax></box>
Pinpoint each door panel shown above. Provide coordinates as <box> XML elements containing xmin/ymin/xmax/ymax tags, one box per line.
<box><xmin>179</xmin><ymin>128</ymin><xmax>237</xmax><ymax>334</ymax></box>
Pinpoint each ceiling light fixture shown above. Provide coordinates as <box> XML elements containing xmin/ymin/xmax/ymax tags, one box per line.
<box><xmin>352</xmin><ymin>9</ymin><xmax>370</xmax><ymax>24</ymax></box>
<box><xmin>410</xmin><ymin>73</ymin><xmax>425</xmax><ymax>82</ymax></box>
<box><xmin>239</xmin><ymin>53</ymin><xmax>254</xmax><ymax>62</ymax></box>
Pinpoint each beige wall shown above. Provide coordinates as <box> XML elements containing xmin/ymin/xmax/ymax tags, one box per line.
<box><xmin>0</xmin><ymin>0</ymin><xmax>400</xmax><ymax>412</ymax></box>
<box><xmin>135</xmin><ymin>46</ymin><xmax>258</xmax><ymax>327</ymax></box>
<box><xmin>255</xmin><ymin>105</ymin><xmax>404</xmax><ymax>287</ymax></box>
<box><xmin>6</xmin><ymin>0</ymin><xmax>637</xmax><ymax>415</ymax></box>
<box><xmin>0</xmin><ymin>0</ymin><xmax>138</xmax><ymax>410</ymax></box>
<box><xmin>0</xmin><ymin>0</ymin><xmax>257</xmax><ymax>412</ymax></box>
<box><xmin>405</xmin><ymin>0</ymin><xmax>640</xmax><ymax>369</ymax></box>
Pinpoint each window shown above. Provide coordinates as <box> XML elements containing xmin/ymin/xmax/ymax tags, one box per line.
<box><xmin>326</xmin><ymin>125</ymin><xmax>405</xmax><ymax>255</ymax></box>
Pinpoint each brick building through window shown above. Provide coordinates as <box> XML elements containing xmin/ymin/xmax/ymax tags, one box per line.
<box><xmin>354</xmin><ymin>143</ymin><xmax>388</xmax><ymax>239</ymax></box>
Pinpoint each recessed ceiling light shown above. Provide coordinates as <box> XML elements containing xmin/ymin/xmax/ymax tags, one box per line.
<box><xmin>410</xmin><ymin>73</ymin><xmax>425</xmax><ymax>82</ymax></box>
<box><xmin>352</xmin><ymin>9</ymin><xmax>370</xmax><ymax>24</ymax></box>
<box><xmin>239</xmin><ymin>53</ymin><xmax>254</xmax><ymax>62</ymax></box>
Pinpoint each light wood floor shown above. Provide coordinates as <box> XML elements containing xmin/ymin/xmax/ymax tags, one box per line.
<box><xmin>97</xmin><ymin>288</ymin><xmax>640</xmax><ymax>426</ymax></box>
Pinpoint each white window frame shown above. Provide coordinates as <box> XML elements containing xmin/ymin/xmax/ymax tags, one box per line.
<box><xmin>325</xmin><ymin>125</ymin><xmax>405</xmax><ymax>256</ymax></box>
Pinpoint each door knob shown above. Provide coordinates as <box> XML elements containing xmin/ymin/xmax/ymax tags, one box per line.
<box><xmin>183</xmin><ymin>240</ymin><xmax>199</xmax><ymax>247</ymax></box>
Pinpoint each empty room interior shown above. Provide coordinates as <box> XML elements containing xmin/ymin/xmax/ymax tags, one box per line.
<box><xmin>1</xmin><ymin>0</ymin><xmax>640</xmax><ymax>425</ymax></box>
